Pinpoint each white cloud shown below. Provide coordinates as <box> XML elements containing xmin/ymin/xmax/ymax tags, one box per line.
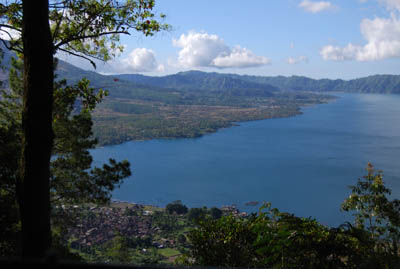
<box><xmin>0</xmin><ymin>26</ymin><xmax>20</xmax><ymax>41</ymax></box>
<box><xmin>287</xmin><ymin>56</ymin><xmax>309</xmax><ymax>64</ymax></box>
<box><xmin>299</xmin><ymin>0</ymin><xmax>333</xmax><ymax>13</ymax></box>
<box><xmin>212</xmin><ymin>46</ymin><xmax>271</xmax><ymax>68</ymax></box>
<box><xmin>321</xmin><ymin>13</ymin><xmax>400</xmax><ymax>61</ymax></box>
<box><xmin>380</xmin><ymin>0</ymin><xmax>400</xmax><ymax>11</ymax></box>
<box><xmin>64</xmin><ymin>47</ymin><xmax>165</xmax><ymax>74</ymax></box>
<box><xmin>172</xmin><ymin>31</ymin><xmax>270</xmax><ymax>69</ymax></box>
<box><xmin>118</xmin><ymin>48</ymin><xmax>164</xmax><ymax>72</ymax></box>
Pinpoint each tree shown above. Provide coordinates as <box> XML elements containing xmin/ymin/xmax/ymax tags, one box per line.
<box><xmin>209</xmin><ymin>206</ymin><xmax>222</xmax><ymax>219</ymax></box>
<box><xmin>341</xmin><ymin>163</ymin><xmax>391</xmax><ymax>238</ymax></box>
<box><xmin>187</xmin><ymin>202</ymin><xmax>380</xmax><ymax>268</ymax></box>
<box><xmin>165</xmin><ymin>200</ymin><xmax>188</xmax><ymax>215</ymax></box>
<box><xmin>0</xmin><ymin>66</ymin><xmax>21</xmax><ymax>255</ymax></box>
<box><xmin>188</xmin><ymin>215</ymin><xmax>256</xmax><ymax>267</ymax></box>
<box><xmin>18</xmin><ymin>0</ymin><xmax>54</xmax><ymax>258</ymax></box>
<box><xmin>1</xmin><ymin>0</ymin><xmax>169</xmax><ymax>66</ymax></box>
<box><xmin>0</xmin><ymin>0</ymin><xmax>168</xmax><ymax>258</ymax></box>
<box><xmin>0</xmin><ymin>57</ymin><xmax>132</xmax><ymax>256</ymax></box>
<box><xmin>104</xmin><ymin>232</ymin><xmax>132</xmax><ymax>264</ymax></box>
<box><xmin>177</xmin><ymin>234</ymin><xmax>186</xmax><ymax>245</ymax></box>
<box><xmin>187</xmin><ymin>207</ymin><xmax>207</xmax><ymax>223</ymax></box>
<box><xmin>341</xmin><ymin>163</ymin><xmax>400</xmax><ymax>261</ymax></box>
<box><xmin>187</xmin><ymin>166</ymin><xmax>400</xmax><ymax>268</ymax></box>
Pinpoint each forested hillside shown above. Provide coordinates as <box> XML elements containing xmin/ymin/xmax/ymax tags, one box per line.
<box><xmin>2</xmin><ymin>46</ymin><xmax>399</xmax><ymax>146</ymax></box>
<box><xmin>115</xmin><ymin>70</ymin><xmax>400</xmax><ymax>94</ymax></box>
<box><xmin>52</xmin><ymin>60</ymin><xmax>334</xmax><ymax>146</ymax></box>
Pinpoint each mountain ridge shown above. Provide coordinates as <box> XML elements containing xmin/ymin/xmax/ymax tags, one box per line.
<box><xmin>0</xmin><ymin>40</ymin><xmax>399</xmax><ymax>95</ymax></box>
<box><xmin>112</xmin><ymin>70</ymin><xmax>400</xmax><ymax>94</ymax></box>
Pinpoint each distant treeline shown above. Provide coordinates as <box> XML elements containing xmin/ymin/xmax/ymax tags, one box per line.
<box><xmin>115</xmin><ymin>70</ymin><xmax>400</xmax><ymax>94</ymax></box>
<box><xmin>52</xmin><ymin>61</ymin><xmax>338</xmax><ymax>146</ymax></box>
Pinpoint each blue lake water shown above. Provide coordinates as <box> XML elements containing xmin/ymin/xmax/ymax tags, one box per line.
<box><xmin>91</xmin><ymin>93</ymin><xmax>400</xmax><ymax>227</ymax></box>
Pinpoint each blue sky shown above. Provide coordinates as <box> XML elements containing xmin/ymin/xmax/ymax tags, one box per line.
<box><xmin>62</xmin><ymin>0</ymin><xmax>400</xmax><ymax>79</ymax></box>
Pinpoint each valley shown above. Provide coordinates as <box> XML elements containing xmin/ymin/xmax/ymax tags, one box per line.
<box><xmin>55</xmin><ymin>60</ymin><xmax>335</xmax><ymax>145</ymax></box>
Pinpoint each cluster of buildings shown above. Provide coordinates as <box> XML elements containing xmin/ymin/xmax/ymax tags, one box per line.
<box><xmin>221</xmin><ymin>204</ymin><xmax>248</xmax><ymax>217</ymax></box>
<box><xmin>65</xmin><ymin>203</ymin><xmax>155</xmax><ymax>249</ymax></box>
<box><xmin>59</xmin><ymin>202</ymin><xmax>248</xmax><ymax>251</ymax></box>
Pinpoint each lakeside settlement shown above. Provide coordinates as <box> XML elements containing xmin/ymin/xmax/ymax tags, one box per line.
<box><xmin>55</xmin><ymin>201</ymin><xmax>246</xmax><ymax>264</ymax></box>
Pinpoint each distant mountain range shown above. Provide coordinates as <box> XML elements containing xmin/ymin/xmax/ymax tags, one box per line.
<box><xmin>1</xmin><ymin>40</ymin><xmax>400</xmax><ymax>95</ymax></box>
<box><xmin>114</xmin><ymin>70</ymin><xmax>400</xmax><ymax>94</ymax></box>
<box><xmin>4</xmin><ymin>45</ymin><xmax>400</xmax><ymax>145</ymax></box>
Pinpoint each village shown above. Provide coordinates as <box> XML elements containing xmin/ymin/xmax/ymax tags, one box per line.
<box><xmin>55</xmin><ymin>201</ymin><xmax>246</xmax><ymax>263</ymax></box>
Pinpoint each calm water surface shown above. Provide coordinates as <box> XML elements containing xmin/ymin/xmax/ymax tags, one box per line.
<box><xmin>92</xmin><ymin>93</ymin><xmax>400</xmax><ymax>226</ymax></box>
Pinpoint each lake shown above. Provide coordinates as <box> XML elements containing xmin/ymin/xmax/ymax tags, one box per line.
<box><xmin>91</xmin><ymin>93</ymin><xmax>400</xmax><ymax>227</ymax></box>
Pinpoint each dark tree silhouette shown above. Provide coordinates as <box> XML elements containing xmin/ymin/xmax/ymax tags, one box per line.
<box><xmin>19</xmin><ymin>0</ymin><xmax>54</xmax><ymax>258</ymax></box>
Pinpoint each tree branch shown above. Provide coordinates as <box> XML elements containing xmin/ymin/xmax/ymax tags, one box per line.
<box><xmin>51</xmin><ymin>8</ymin><xmax>66</xmax><ymax>43</ymax></box>
<box><xmin>0</xmin><ymin>23</ymin><xmax>21</xmax><ymax>32</ymax></box>
<box><xmin>0</xmin><ymin>32</ymin><xmax>23</xmax><ymax>54</ymax></box>
<box><xmin>54</xmin><ymin>30</ymin><xmax>129</xmax><ymax>50</ymax></box>
<box><xmin>58</xmin><ymin>47</ymin><xmax>97</xmax><ymax>69</ymax></box>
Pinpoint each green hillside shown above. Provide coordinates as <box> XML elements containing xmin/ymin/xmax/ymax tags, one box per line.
<box><xmin>115</xmin><ymin>70</ymin><xmax>400</xmax><ymax>94</ymax></box>
<box><xmin>54</xmin><ymin>62</ymin><xmax>334</xmax><ymax>145</ymax></box>
<box><xmin>4</xmin><ymin>48</ymin><xmax>398</xmax><ymax>146</ymax></box>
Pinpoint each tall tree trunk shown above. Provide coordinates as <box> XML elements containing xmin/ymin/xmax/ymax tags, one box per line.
<box><xmin>19</xmin><ymin>0</ymin><xmax>54</xmax><ymax>258</ymax></box>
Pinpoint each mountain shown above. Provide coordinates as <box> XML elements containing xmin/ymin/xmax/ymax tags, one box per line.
<box><xmin>114</xmin><ymin>70</ymin><xmax>400</xmax><ymax>94</ymax></box>
<box><xmin>0</xmin><ymin>37</ymin><xmax>399</xmax><ymax>95</ymax></box>
<box><xmin>339</xmin><ymin>75</ymin><xmax>400</xmax><ymax>94</ymax></box>
<box><xmin>56</xmin><ymin>60</ymin><xmax>188</xmax><ymax>104</ymax></box>
<box><xmin>115</xmin><ymin>70</ymin><xmax>278</xmax><ymax>97</ymax></box>
<box><xmin>0</xmin><ymin>38</ymin><xmax>399</xmax><ymax>95</ymax></box>
<box><xmin>2</xmin><ymin>43</ymin><xmax>399</xmax><ymax>146</ymax></box>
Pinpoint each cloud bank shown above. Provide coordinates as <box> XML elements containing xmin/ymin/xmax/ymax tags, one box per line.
<box><xmin>116</xmin><ymin>48</ymin><xmax>164</xmax><ymax>72</ymax></box>
<box><xmin>380</xmin><ymin>0</ymin><xmax>400</xmax><ymax>11</ymax></box>
<box><xmin>172</xmin><ymin>31</ymin><xmax>270</xmax><ymax>69</ymax></box>
<box><xmin>299</xmin><ymin>0</ymin><xmax>333</xmax><ymax>13</ymax></box>
<box><xmin>321</xmin><ymin>12</ymin><xmax>400</xmax><ymax>61</ymax></box>
<box><xmin>121</xmin><ymin>48</ymin><xmax>163</xmax><ymax>72</ymax></box>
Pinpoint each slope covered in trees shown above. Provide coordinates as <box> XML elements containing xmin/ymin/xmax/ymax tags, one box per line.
<box><xmin>0</xmin><ymin>0</ymin><xmax>169</xmax><ymax>259</ymax></box>
<box><xmin>3</xmin><ymin>44</ymin><xmax>399</xmax><ymax>147</ymax></box>
<box><xmin>116</xmin><ymin>70</ymin><xmax>400</xmax><ymax>94</ymax></box>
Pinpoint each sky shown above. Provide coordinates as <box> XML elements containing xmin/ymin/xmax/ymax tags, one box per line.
<box><xmin>60</xmin><ymin>0</ymin><xmax>400</xmax><ymax>80</ymax></box>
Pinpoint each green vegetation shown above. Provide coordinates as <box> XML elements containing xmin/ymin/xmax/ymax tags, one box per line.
<box><xmin>165</xmin><ymin>200</ymin><xmax>188</xmax><ymax>215</ymax></box>
<box><xmin>56</xmin><ymin>202</ymin><xmax>231</xmax><ymax>265</ymax></box>
<box><xmin>7</xmin><ymin>47</ymin><xmax>397</xmax><ymax>148</ymax></box>
<box><xmin>45</xmin><ymin>59</ymin><xmax>331</xmax><ymax>146</ymax></box>
<box><xmin>59</xmin><ymin>62</ymin><xmax>400</xmax><ymax>147</ymax></box>
<box><xmin>1</xmin><ymin>1</ymin><xmax>399</xmax><ymax>264</ymax></box>
<box><xmin>183</xmin><ymin>164</ymin><xmax>400</xmax><ymax>268</ymax></box>
<box><xmin>92</xmin><ymin>100</ymin><xmax>308</xmax><ymax>145</ymax></box>
<box><xmin>0</xmin><ymin>0</ymin><xmax>169</xmax><ymax>259</ymax></box>
<box><xmin>0</xmin><ymin>58</ymin><xmax>131</xmax><ymax>257</ymax></box>
<box><xmin>117</xmin><ymin>70</ymin><xmax>400</xmax><ymax>94</ymax></box>
<box><xmin>24</xmin><ymin>163</ymin><xmax>399</xmax><ymax>268</ymax></box>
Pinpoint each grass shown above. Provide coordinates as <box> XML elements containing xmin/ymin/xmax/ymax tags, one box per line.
<box><xmin>159</xmin><ymin>248</ymin><xmax>181</xmax><ymax>258</ymax></box>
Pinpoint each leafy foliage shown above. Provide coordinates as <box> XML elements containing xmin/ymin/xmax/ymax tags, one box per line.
<box><xmin>0</xmin><ymin>0</ymin><xmax>169</xmax><ymax>66</ymax></box>
<box><xmin>186</xmin><ymin>167</ymin><xmax>400</xmax><ymax>268</ymax></box>
<box><xmin>341</xmin><ymin>163</ymin><xmax>400</xmax><ymax>258</ymax></box>
<box><xmin>0</xmin><ymin>0</ymin><xmax>167</xmax><ymax>259</ymax></box>
<box><xmin>209</xmin><ymin>207</ymin><xmax>222</xmax><ymax>219</ymax></box>
<box><xmin>165</xmin><ymin>200</ymin><xmax>188</xmax><ymax>215</ymax></box>
<box><xmin>0</xmin><ymin>57</ymin><xmax>131</xmax><ymax>255</ymax></box>
<box><xmin>188</xmin><ymin>214</ymin><xmax>256</xmax><ymax>267</ymax></box>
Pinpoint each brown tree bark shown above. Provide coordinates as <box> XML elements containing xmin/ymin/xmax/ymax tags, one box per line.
<box><xmin>19</xmin><ymin>0</ymin><xmax>54</xmax><ymax>258</ymax></box>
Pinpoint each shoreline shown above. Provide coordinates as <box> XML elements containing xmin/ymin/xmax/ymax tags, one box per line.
<box><xmin>94</xmin><ymin>95</ymin><xmax>337</xmax><ymax>148</ymax></box>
